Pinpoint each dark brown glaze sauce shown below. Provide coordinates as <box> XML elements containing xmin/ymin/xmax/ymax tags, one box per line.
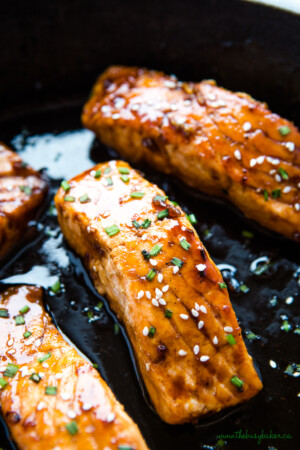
<box><xmin>0</xmin><ymin>105</ymin><xmax>299</xmax><ymax>449</ymax></box>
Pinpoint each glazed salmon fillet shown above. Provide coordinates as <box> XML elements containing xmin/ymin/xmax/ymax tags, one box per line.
<box><xmin>82</xmin><ymin>66</ymin><xmax>300</xmax><ymax>242</ymax></box>
<box><xmin>0</xmin><ymin>143</ymin><xmax>48</xmax><ymax>259</ymax></box>
<box><xmin>55</xmin><ymin>160</ymin><xmax>262</xmax><ymax>425</ymax></box>
<box><xmin>0</xmin><ymin>285</ymin><xmax>148</xmax><ymax>450</ymax></box>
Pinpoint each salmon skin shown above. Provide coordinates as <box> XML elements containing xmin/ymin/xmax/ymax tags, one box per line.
<box><xmin>55</xmin><ymin>160</ymin><xmax>263</xmax><ymax>425</ymax></box>
<box><xmin>82</xmin><ymin>66</ymin><xmax>300</xmax><ymax>242</ymax></box>
<box><xmin>0</xmin><ymin>143</ymin><xmax>48</xmax><ymax>259</ymax></box>
<box><xmin>0</xmin><ymin>285</ymin><xmax>148</xmax><ymax>450</ymax></box>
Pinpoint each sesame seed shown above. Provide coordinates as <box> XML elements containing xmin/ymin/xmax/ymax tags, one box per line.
<box><xmin>283</xmin><ymin>186</ymin><xmax>292</xmax><ymax>194</ymax></box>
<box><xmin>196</xmin><ymin>264</ymin><xmax>206</xmax><ymax>272</ymax></box>
<box><xmin>146</xmin><ymin>291</ymin><xmax>151</xmax><ymax>299</ymax></box>
<box><xmin>242</xmin><ymin>122</ymin><xmax>252</xmax><ymax>132</ymax></box>
<box><xmin>181</xmin><ymin>226</ymin><xmax>186</xmax><ymax>231</ymax></box>
<box><xmin>199</xmin><ymin>305</ymin><xmax>207</xmax><ymax>314</ymax></box>
<box><xmin>198</xmin><ymin>320</ymin><xmax>204</xmax><ymax>330</ymax></box>
<box><xmin>191</xmin><ymin>309</ymin><xmax>199</xmax><ymax>317</ymax></box>
<box><xmin>257</xmin><ymin>156</ymin><xmax>265</xmax><ymax>165</ymax></box>
<box><xmin>164</xmin><ymin>80</ymin><xmax>176</xmax><ymax>88</ymax></box>
<box><xmin>42</xmin><ymin>363</ymin><xmax>49</xmax><ymax>369</ymax></box>
<box><xmin>7</xmin><ymin>339</ymin><xmax>13</xmax><ymax>346</ymax></box>
<box><xmin>152</xmin><ymin>299</ymin><xmax>159</xmax><ymax>307</ymax></box>
<box><xmin>141</xmin><ymin>234</ymin><xmax>147</xmax><ymax>241</ymax></box>
<box><xmin>285</xmin><ymin>142</ymin><xmax>295</xmax><ymax>152</ymax></box>
<box><xmin>37</xmin><ymin>401</ymin><xmax>46</xmax><ymax>411</ymax></box>
<box><xmin>269</xmin><ymin>169</ymin><xmax>276</xmax><ymax>175</ymax></box>
<box><xmin>275</xmin><ymin>174</ymin><xmax>281</xmax><ymax>183</ymax></box>
<box><xmin>7</xmin><ymin>349</ymin><xmax>15</xmax><ymax>355</ymax></box>
<box><xmin>106</xmin><ymin>412</ymin><xmax>115</xmax><ymax>423</ymax></box>
<box><xmin>178</xmin><ymin>349</ymin><xmax>187</xmax><ymax>356</ymax></box>
<box><xmin>200</xmin><ymin>355</ymin><xmax>210</xmax><ymax>362</ymax></box>
<box><xmin>173</xmin><ymin>266</ymin><xmax>179</xmax><ymax>274</ymax></box>
<box><xmin>20</xmin><ymin>366</ymin><xmax>29</xmax><ymax>377</ymax></box>
<box><xmin>101</xmin><ymin>105</ymin><xmax>110</xmax><ymax>113</ymax></box>
<box><xmin>250</xmin><ymin>159</ymin><xmax>257</xmax><ymax>167</ymax></box>
<box><xmin>207</xmin><ymin>93</ymin><xmax>216</xmax><ymax>101</ymax></box>
<box><xmin>155</xmin><ymin>288</ymin><xmax>163</xmax><ymax>298</ymax></box>
<box><xmin>193</xmin><ymin>345</ymin><xmax>200</xmax><ymax>355</ymax></box>
<box><xmin>269</xmin><ymin>360</ymin><xmax>277</xmax><ymax>369</ymax></box>
<box><xmin>145</xmin><ymin>363</ymin><xmax>150</xmax><ymax>371</ymax></box>
<box><xmin>158</xmin><ymin>274</ymin><xmax>163</xmax><ymax>283</ymax></box>
<box><xmin>82</xmin><ymin>403</ymin><xmax>92</xmax><ymax>411</ymax></box>
<box><xmin>285</xmin><ymin>296</ymin><xmax>294</xmax><ymax>305</ymax></box>
<box><xmin>137</xmin><ymin>290</ymin><xmax>144</xmax><ymax>299</ymax></box>
<box><xmin>159</xmin><ymin>299</ymin><xmax>166</xmax><ymax>305</ymax></box>
<box><xmin>67</xmin><ymin>410</ymin><xmax>76</xmax><ymax>419</ymax></box>
<box><xmin>149</xmin><ymin>259</ymin><xmax>157</xmax><ymax>266</ymax></box>
<box><xmin>143</xmin><ymin>327</ymin><xmax>149</xmax><ymax>336</ymax></box>
<box><xmin>224</xmin><ymin>326</ymin><xmax>233</xmax><ymax>333</ymax></box>
<box><xmin>111</xmin><ymin>113</ymin><xmax>120</xmax><ymax>120</ymax></box>
<box><xmin>295</xmin><ymin>203</ymin><xmax>300</xmax><ymax>211</ymax></box>
<box><xmin>55</xmin><ymin>373</ymin><xmax>62</xmax><ymax>380</ymax></box>
<box><xmin>213</xmin><ymin>336</ymin><xmax>218</xmax><ymax>345</ymax></box>
<box><xmin>234</xmin><ymin>150</ymin><xmax>242</xmax><ymax>161</ymax></box>
<box><xmin>61</xmin><ymin>392</ymin><xmax>71</xmax><ymax>401</ymax></box>
<box><xmin>194</xmin><ymin>302</ymin><xmax>200</xmax><ymax>311</ymax></box>
<box><xmin>162</xmin><ymin>285</ymin><xmax>169</xmax><ymax>292</ymax></box>
<box><xmin>269</xmin><ymin>157</ymin><xmax>280</xmax><ymax>166</ymax></box>
<box><xmin>180</xmin><ymin>314</ymin><xmax>189</xmax><ymax>320</ymax></box>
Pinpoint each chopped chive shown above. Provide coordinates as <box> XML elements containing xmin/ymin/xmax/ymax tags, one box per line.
<box><xmin>0</xmin><ymin>378</ymin><xmax>8</xmax><ymax>389</ymax></box>
<box><xmin>50</xmin><ymin>280</ymin><xmax>61</xmax><ymax>294</ymax></box>
<box><xmin>45</xmin><ymin>386</ymin><xmax>57</xmax><ymax>395</ymax></box>
<box><xmin>118</xmin><ymin>446</ymin><xmax>133</xmax><ymax>450</ymax></box>
<box><xmin>38</xmin><ymin>352</ymin><xmax>51</xmax><ymax>364</ymax></box>
<box><xmin>119</xmin><ymin>167</ymin><xmax>130</xmax><ymax>174</ymax></box>
<box><xmin>79</xmin><ymin>193</ymin><xmax>91</xmax><ymax>203</ymax></box>
<box><xmin>20</xmin><ymin>185</ymin><xmax>32</xmax><ymax>195</ymax></box>
<box><xmin>30</xmin><ymin>373</ymin><xmax>41</xmax><ymax>383</ymax></box>
<box><xmin>141</xmin><ymin>218</ymin><xmax>151</xmax><ymax>228</ymax></box>
<box><xmin>66</xmin><ymin>420</ymin><xmax>78</xmax><ymax>435</ymax></box>
<box><xmin>188</xmin><ymin>214</ymin><xmax>197</xmax><ymax>224</ymax></box>
<box><xmin>132</xmin><ymin>220</ymin><xmax>141</xmax><ymax>228</ymax></box>
<box><xmin>171</xmin><ymin>257</ymin><xmax>183</xmax><ymax>267</ymax></box>
<box><xmin>149</xmin><ymin>244</ymin><xmax>162</xmax><ymax>257</ymax></box>
<box><xmin>226</xmin><ymin>334</ymin><xmax>236</xmax><ymax>345</ymax></box>
<box><xmin>106</xmin><ymin>177</ymin><xmax>113</xmax><ymax>186</ymax></box>
<box><xmin>23</xmin><ymin>331</ymin><xmax>32</xmax><ymax>339</ymax></box>
<box><xmin>278</xmin><ymin>167</ymin><xmax>289</xmax><ymax>180</ymax></box>
<box><xmin>96</xmin><ymin>301</ymin><xmax>103</xmax><ymax>310</ymax></box>
<box><xmin>245</xmin><ymin>330</ymin><xmax>259</xmax><ymax>341</ymax></box>
<box><xmin>130</xmin><ymin>191</ymin><xmax>145</xmax><ymax>199</ymax></box>
<box><xmin>0</xmin><ymin>309</ymin><xmax>9</xmax><ymax>318</ymax></box>
<box><xmin>105</xmin><ymin>225</ymin><xmax>120</xmax><ymax>237</ymax></box>
<box><xmin>165</xmin><ymin>309</ymin><xmax>173</xmax><ymax>319</ymax></box>
<box><xmin>148</xmin><ymin>326</ymin><xmax>156</xmax><ymax>338</ymax></box>
<box><xmin>120</xmin><ymin>175</ymin><xmax>129</xmax><ymax>183</ymax></box>
<box><xmin>279</xmin><ymin>125</ymin><xmax>291</xmax><ymax>136</ymax></box>
<box><xmin>146</xmin><ymin>268</ymin><xmax>157</xmax><ymax>281</ymax></box>
<box><xmin>153</xmin><ymin>195</ymin><xmax>168</xmax><ymax>202</ymax></box>
<box><xmin>15</xmin><ymin>315</ymin><xmax>25</xmax><ymax>326</ymax></box>
<box><xmin>180</xmin><ymin>238</ymin><xmax>191</xmax><ymax>251</ymax></box>
<box><xmin>92</xmin><ymin>363</ymin><xmax>98</xmax><ymax>368</ymax></box>
<box><xmin>272</xmin><ymin>189</ymin><xmax>281</xmax><ymax>199</ymax></box>
<box><xmin>141</xmin><ymin>250</ymin><xmax>150</xmax><ymax>260</ymax></box>
<box><xmin>239</xmin><ymin>283</ymin><xmax>250</xmax><ymax>293</ymax></box>
<box><xmin>19</xmin><ymin>305</ymin><xmax>30</xmax><ymax>315</ymax></box>
<box><xmin>242</xmin><ymin>230</ymin><xmax>253</xmax><ymax>239</ymax></box>
<box><xmin>281</xmin><ymin>320</ymin><xmax>291</xmax><ymax>332</ymax></box>
<box><xmin>203</xmin><ymin>229</ymin><xmax>212</xmax><ymax>239</ymax></box>
<box><xmin>114</xmin><ymin>323</ymin><xmax>120</xmax><ymax>335</ymax></box>
<box><xmin>4</xmin><ymin>363</ymin><xmax>19</xmax><ymax>378</ymax></box>
<box><xmin>64</xmin><ymin>195</ymin><xmax>75</xmax><ymax>202</ymax></box>
<box><xmin>157</xmin><ymin>209</ymin><xmax>169</xmax><ymax>220</ymax></box>
<box><xmin>263</xmin><ymin>190</ymin><xmax>269</xmax><ymax>201</ymax></box>
<box><xmin>294</xmin><ymin>327</ymin><xmax>300</xmax><ymax>336</ymax></box>
<box><xmin>87</xmin><ymin>310</ymin><xmax>94</xmax><ymax>321</ymax></box>
<box><xmin>170</xmin><ymin>200</ymin><xmax>178</xmax><ymax>206</ymax></box>
<box><xmin>254</xmin><ymin>262</ymin><xmax>270</xmax><ymax>276</ymax></box>
<box><xmin>219</xmin><ymin>282</ymin><xmax>227</xmax><ymax>289</ymax></box>
<box><xmin>230</xmin><ymin>375</ymin><xmax>244</xmax><ymax>390</ymax></box>
<box><xmin>94</xmin><ymin>169</ymin><xmax>101</xmax><ymax>178</ymax></box>
<box><xmin>61</xmin><ymin>181</ymin><xmax>70</xmax><ymax>192</ymax></box>
<box><xmin>103</xmin><ymin>166</ymin><xmax>111</xmax><ymax>174</ymax></box>
<box><xmin>47</xmin><ymin>204</ymin><xmax>57</xmax><ymax>216</ymax></box>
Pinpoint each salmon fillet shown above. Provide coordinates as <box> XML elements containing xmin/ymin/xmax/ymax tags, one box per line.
<box><xmin>55</xmin><ymin>160</ymin><xmax>262</xmax><ymax>425</ymax></box>
<box><xmin>0</xmin><ymin>143</ymin><xmax>48</xmax><ymax>259</ymax></box>
<box><xmin>0</xmin><ymin>285</ymin><xmax>148</xmax><ymax>450</ymax></box>
<box><xmin>82</xmin><ymin>66</ymin><xmax>300</xmax><ymax>242</ymax></box>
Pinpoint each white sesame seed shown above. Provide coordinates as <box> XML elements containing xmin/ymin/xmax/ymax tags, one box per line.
<box><xmin>164</xmin><ymin>80</ymin><xmax>176</xmax><ymax>88</ymax></box>
<box><xmin>146</xmin><ymin>291</ymin><xmax>151</xmax><ymax>299</ymax></box>
<box><xmin>285</xmin><ymin>296</ymin><xmax>294</xmax><ymax>305</ymax></box>
<box><xmin>101</xmin><ymin>105</ymin><xmax>110</xmax><ymax>113</ymax></box>
<box><xmin>112</xmin><ymin>113</ymin><xmax>120</xmax><ymax>120</ymax></box>
<box><xmin>257</xmin><ymin>156</ymin><xmax>265</xmax><ymax>165</ymax></box>
<box><xmin>269</xmin><ymin>169</ymin><xmax>276</xmax><ymax>175</ymax></box>
<box><xmin>107</xmin><ymin>412</ymin><xmax>115</xmax><ymax>423</ymax></box>
<box><xmin>7</xmin><ymin>349</ymin><xmax>15</xmax><ymax>355</ymax></box>
<box><xmin>159</xmin><ymin>299</ymin><xmax>166</xmax><ymax>305</ymax></box>
<box><xmin>213</xmin><ymin>336</ymin><xmax>219</xmax><ymax>345</ymax></box>
<box><xmin>173</xmin><ymin>266</ymin><xmax>179</xmax><ymax>274</ymax></box>
<box><xmin>7</xmin><ymin>339</ymin><xmax>13</xmax><ymax>346</ymax></box>
<box><xmin>193</xmin><ymin>345</ymin><xmax>200</xmax><ymax>355</ymax></box>
<box><xmin>181</xmin><ymin>226</ymin><xmax>186</xmax><ymax>231</ymax></box>
<box><xmin>38</xmin><ymin>372</ymin><xmax>44</xmax><ymax>379</ymax></box>
<box><xmin>199</xmin><ymin>305</ymin><xmax>207</xmax><ymax>314</ymax></box>
<box><xmin>250</xmin><ymin>159</ymin><xmax>257</xmax><ymax>167</ymax></box>
<box><xmin>82</xmin><ymin>403</ymin><xmax>92</xmax><ymax>411</ymax></box>
<box><xmin>149</xmin><ymin>258</ymin><xmax>157</xmax><ymax>266</ymax></box>
<box><xmin>269</xmin><ymin>360</ymin><xmax>277</xmax><ymax>369</ymax></box>
<box><xmin>145</xmin><ymin>363</ymin><xmax>150</xmax><ymax>371</ymax></box>
<box><xmin>155</xmin><ymin>288</ymin><xmax>162</xmax><ymax>298</ymax></box>
<box><xmin>42</xmin><ymin>362</ymin><xmax>49</xmax><ymax>369</ymax></box>
<box><xmin>242</xmin><ymin>122</ymin><xmax>251</xmax><ymax>132</ymax></box>
<box><xmin>152</xmin><ymin>299</ymin><xmax>159</xmax><ymax>307</ymax></box>
<box><xmin>198</xmin><ymin>320</ymin><xmax>204</xmax><ymax>330</ymax></box>
<box><xmin>137</xmin><ymin>290</ymin><xmax>144</xmax><ymax>299</ymax></box>
<box><xmin>295</xmin><ymin>203</ymin><xmax>300</xmax><ymax>211</ymax></box>
<box><xmin>158</xmin><ymin>274</ymin><xmax>163</xmax><ymax>283</ymax></box>
<box><xmin>285</xmin><ymin>142</ymin><xmax>295</xmax><ymax>152</ymax></box>
<box><xmin>131</xmin><ymin>103</ymin><xmax>140</xmax><ymax>111</ymax></box>
<box><xmin>196</xmin><ymin>264</ymin><xmax>206</xmax><ymax>272</ymax></box>
<box><xmin>234</xmin><ymin>150</ymin><xmax>242</xmax><ymax>161</ymax></box>
<box><xmin>114</xmin><ymin>97</ymin><xmax>125</xmax><ymax>109</ymax></box>
<box><xmin>55</xmin><ymin>373</ymin><xmax>62</xmax><ymax>380</ymax></box>
<box><xmin>20</xmin><ymin>366</ymin><xmax>29</xmax><ymax>377</ymax></box>
<box><xmin>191</xmin><ymin>309</ymin><xmax>199</xmax><ymax>317</ymax></box>
<box><xmin>194</xmin><ymin>302</ymin><xmax>200</xmax><ymax>311</ymax></box>
<box><xmin>275</xmin><ymin>174</ymin><xmax>281</xmax><ymax>183</ymax></box>
<box><xmin>224</xmin><ymin>326</ymin><xmax>233</xmax><ymax>333</ymax></box>
<box><xmin>207</xmin><ymin>93</ymin><xmax>216</xmax><ymax>101</ymax></box>
<box><xmin>180</xmin><ymin>314</ymin><xmax>189</xmax><ymax>320</ymax></box>
<box><xmin>269</xmin><ymin>157</ymin><xmax>280</xmax><ymax>166</ymax></box>
<box><xmin>200</xmin><ymin>355</ymin><xmax>210</xmax><ymax>362</ymax></box>
<box><xmin>143</xmin><ymin>327</ymin><xmax>149</xmax><ymax>336</ymax></box>
<box><xmin>37</xmin><ymin>401</ymin><xmax>46</xmax><ymax>411</ymax></box>
<box><xmin>283</xmin><ymin>186</ymin><xmax>292</xmax><ymax>194</ymax></box>
<box><xmin>67</xmin><ymin>410</ymin><xmax>76</xmax><ymax>419</ymax></box>
<box><xmin>61</xmin><ymin>392</ymin><xmax>71</xmax><ymax>401</ymax></box>
<box><xmin>178</xmin><ymin>349</ymin><xmax>187</xmax><ymax>356</ymax></box>
<box><xmin>162</xmin><ymin>285</ymin><xmax>169</xmax><ymax>293</ymax></box>
<box><xmin>141</xmin><ymin>234</ymin><xmax>147</xmax><ymax>241</ymax></box>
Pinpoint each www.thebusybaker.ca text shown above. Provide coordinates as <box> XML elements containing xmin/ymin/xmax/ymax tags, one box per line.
<box><xmin>217</xmin><ymin>429</ymin><xmax>293</xmax><ymax>445</ymax></box>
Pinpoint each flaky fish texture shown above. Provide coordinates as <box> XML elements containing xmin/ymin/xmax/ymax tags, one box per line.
<box><xmin>0</xmin><ymin>143</ymin><xmax>48</xmax><ymax>259</ymax></box>
<box><xmin>82</xmin><ymin>66</ymin><xmax>300</xmax><ymax>241</ymax></box>
<box><xmin>55</xmin><ymin>160</ymin><xmax>262</xmax><ymax>424</ymax></box>
<box><xmin>0</xmin><ymin>285</ymin><xmax>148</xmax><ymax>449</ymax></box>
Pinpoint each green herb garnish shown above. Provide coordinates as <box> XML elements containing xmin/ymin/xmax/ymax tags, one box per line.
<box><xmin>141</xmin><ymin>219</ymin><xmax>151</xmax><ymax>228</ymax></box>
<box><xmin>94</xmin><ymin>169</ymin><xmax>101</xmax><ymax>178</ymax></box>
<box><xmin>149</xmin><ymin>244</ymin><xmax>162</xmax><ymax>257</ymax></box>
<box><xmin>132</xmin><ymin>220</ymin><xmax>140</xmax><ymax>228</ymax></box>
<box><xmin>4</xmin><ymin>363</ymin><xmax>19</xmax><ymax>378</ymax></box>
<box><xmin>23</xmin><ymin>331</ymin><xmax>32</xmax><ymax>338</ymax></box>
<box><xmin>148</xmin><ymin>326</ymin><xmax>156</xmax><ymax>338</ymax></box>
<box><xmin>240</xmin><ymin>283</ymin><xmax>250</xmax><ymax>293</ymax></box>
<box><xmin>263</xmin><ymin>190</ymin><xmax>269</xmax><ymax>201</ymax></box>
<box><xmin>61</xmin><ymin>181</ymin><xmax>70</xmax><ymax>192</ymax></box>
<box><xmin>146</xmin><ymin>269</ymin><xmax>157</xmax><ymax>281</ymax></box>
<box><xmin>279</xmin><ymin>125</ymin><xmax>291</xmax><ymax>136</ymax></box>
<box><xmin>226</xmin><ymin>334</ymin><xmax>236</xmax><ymax>345</ymax></box>
<box><xmin>0</xmin><ymin>309</ymin><xmax>9</xmax><ymax>318</ymax></box>
<box><xmin>188</xmin><ymin>214</ymin><xmax>197</xmax><ymax>225</ymax></box>
<box><xmin>105</xmin><ymin>225</ymin><xmax>120</xmax><ymax>237</ymax></box>
<box><xmin>45</xmin><ymin>386</ymin><xmax>57</xmax><ymax>395</ymax></box>
<box><xmin>230</xmin><ymin>375</ymin><xmax>244</xmax><ymax>390</ymax></box>
<box><xmin>130</xmin><ymin>191</ymin><xmax>145</xmax><ymax>199</ymax></box>
<box><xmin>106</xmin><ymin>177</ymin><xmax>113</xmax><ymax>186</ymax></box>
<box><xmin>19</xmin><ymin>305</ymin><xmax>30</xmax><ymax>315</ymax></box>
<box><xmin>0</xmin><ymin>378</ymin><xmax>8</xmax><ymax>389</ymax></box>
<box><xmin>38</xmin><ymin>352</ymin><xmax>51</xmax><ymax>364</ymax></box>
<box><xmin>165</xmin><ymin>309</ymin><xmax>173</xmax><ymax>319</ymax></box>
<box><xmin>79</xmin><ymin>193</ymin><xmax>91</xmax><ymax>203</ymax></box>
<box><xmin>50</xmin><ymin>280</ymin><xmax>61</xmax><ymax>294</ymax></box>
<box><xmin>104</xmin><ymin>167</ymin><xmax>111</xmax><ymax>174</ymax></box>
<box><xmin>64</xmin><ymin>195</ymin><xmax>75</xmax><ymax>202</ymax></box>
<box><xmin>153</xmin><ymin>195</ymin><xmax>168</xmax><ymax>202</ymax></box>
<box><xmin>20</xmin><ymin>186</ymin><xmax>32</xmax><ymax>195</ymax></box>
<box><xmin>171</xmin><ymin>257</ymin><xmax>183</xmax><ymax>267</ymax></box>
<box><xmin>180</xmin><ymin>239</ymin><xmax>191</xmax><ymax>251</ymax></box>
<box><xmin>114</xmin><ymin>323</ymin><xmax>120</xmax><ymax>335</ymax></box>
<box><xmin>15</xmin><ymin>315</ymin><xmax>25</xmax><ymax>326</ymax></box>
<box><xmin>272</xmin><ymin>189</ymin><xmax>281</xmax><ymax>199</ymax></box>
<box><xmin>120</xmin><ymin>175</ymin><xmax>129</xmax><ymax>183</ymax></box>
<box><xmin>278</xmin><ymin>167</ymin><xmax>289</xmax><ymax>180</ymax></box>
<box><xmin>219</xmin><ymin>282</ymin><xmax>227</xmax><ymax>289</ymax></box>
<box><xmin>30</xmin><ymin>373</ymin><xmax>41</xmax><ymax>383</ymax></box>
<box><xmin>157</xmin><ymin>209</ymin><xmax>169</xmax><ymax>220</ymax></box>
<box><xmin>242</xmin><ymin>230</ymin><xmax>253</xmax><ymax>239</ymax></box>
<box><xmin>66</xmin><ymin>421</ymin><xmax>78</xmax><ymax>435</ymax></box>
<box><xmin>119</xmin><ymin>167</ymin><xmax>130</xmax><ymax>174</ymax></box>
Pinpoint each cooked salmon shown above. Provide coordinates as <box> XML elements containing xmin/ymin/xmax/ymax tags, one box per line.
<box><xmin>0</xmin><ymin>285</ymin><xmax>148</xmax><ymax>449</ymax></box>
<box><xmin>0</xmin><ymin>143</ymin><xmax>48</xmax><ymax>259</ymax></box>
<box><xmin>55</xmin><ymin>160</ymin><xmax>263</xmax><ymax>425</ymax></box>
<box><xmin>82</xmin><ymin>66</ymin><xmax>300</xmax><ymax>242</ymax></box>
